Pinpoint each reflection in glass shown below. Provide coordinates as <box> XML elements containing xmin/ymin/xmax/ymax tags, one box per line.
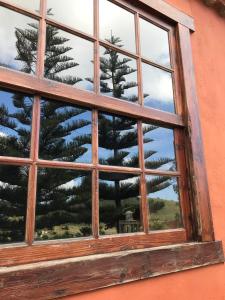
<box><xmin>143</xmin><ymin>124</ymin><xmax>176</xmax><ymax>171</ymax></box>
<box><xmin>39</xmin><ymin>98</ymin><xmax>92</xmax><ymax>163</ymax></box>
<box><xmin>35</xmin><ymin>169</ymin><xmax>92</xmax><ymax>241</ymax></box>
<box><xmin>44</xmin><ymin>26</ymin><xmax>93</xmax><ymax>91</ymax></box>
<box><xmin>47</xmin><ymin>0</ymin><xmax>93</xmax><ymax>35</ymax></box>
<box><xmin>98</xmin><ymin>112</ymin><xmax>139</xmax><ymax>167</ymax></box>
<box><xmin>140</xmin><ymin>18</ymin><xmax>171</xmax><ymax>67</ymax></box>
<box><xmin>100</xmin><ymin>46</ymin><xmax>138</xmax><ymax>102</ymax></box>
<box><xmin>0</xmin><ymin>165</ymin><xmax>28</xmax><ymax>244</ymax></box>
<box><xmin>99</xmin><ymin>0</ymin><xmax>136</xmax><ymax>53</ymax></box>
<box><xmin>0</xmin><ymin>7</ymin><xmax>39</xmax><ymax>73</ymax></box>
<box><xmin>142</xmin><ymin>63</ymin><xmax>175</xmax><ymax>113</ymax></box>
<box><xmin>0</xmin><ymin>89</ymin><xmax>33</xmax><ymax>158</ymax></box>
<box><xmin>146</xmin><ymin>176</ymin><xmax>182</xmax><ymax>230</ymax></box>
<box><xmin>99</xmin><ymin>172</ymin><xmax>141</xmax><ymax>235</ymax></box>
<box><xmin>9</xmin><ymin>0</ymin><xmax>40</xmax><ymax>12</ymax></box>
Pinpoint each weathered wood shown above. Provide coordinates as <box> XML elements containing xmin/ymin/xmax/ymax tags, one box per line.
<box><xmin>177</xmin><ymin>24</ymin><xmax>215</xmax><ymax>241</ymax></box>
<box><xmin>0</xmin><ymin>67</ymin><xmax>184</xmax><ymax>128</ymax></box>
<box><xmin>0</xmin><ymin>242</ymin><xmax>223</xmax><ymax>299</ymax></box>
<box><xmin>0</xmin><ymin>230</ymin><xmax>186</xmax><ymax>267</ymax></box>
<box><xmin>134</xmin><ymin>0</ymin><xmax>195</xmax><ymax>31</ymax></box>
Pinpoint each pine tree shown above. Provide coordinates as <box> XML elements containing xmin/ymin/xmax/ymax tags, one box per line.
<box><xmin>100</xmin><ymin>35</ymin><xmax>138</xmax><ymax>102</ymax></box>
<box><xmin>0</xmin><ymin>10</ymin><xmax>92</xmax><ymax>242</ymax></box>
<box><xmin>96</xmin><ymin>35</ymin><xmax>175</xmax><ymax>233</ymax></box>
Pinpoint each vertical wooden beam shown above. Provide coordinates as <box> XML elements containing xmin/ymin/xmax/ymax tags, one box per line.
<box><xmin>174</xmin><ymin>129</ymin><xmax>193</xmax><ymax>240</ymax></box>
<box><xmin>92</xmin><ymin>109</ymin><xmax>99</xmax><ymax>238</ymax></box>
<box><xmin>94</xmin><ymin>0</ymin><xmax>100</xmax><ymax>94</ymax></box>
<box><xmin>25</xmin><ymin>97</ymin><xmax>41</xmax><ymax>245</ymax></box>
<box><xmin>137</xmin><ymin>121</ymin><xmax>148</xmax><ymax>233</ymax></box>
<box><xmin>177</xmin><ymin>23</ymin><xmax>214</xmax><ymax>241</ymax></box>
<box><xmin>36</xmin><ymin>0</ymin><xmax>47</xmax><ymax>78</ymax></box>
<box><xmin>135</xmin><ymin>13</ymin><xmax>144</xmax><ymax>106</ymax></box>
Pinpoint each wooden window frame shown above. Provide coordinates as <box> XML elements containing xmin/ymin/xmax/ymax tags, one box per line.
<box><xmin>0</xmin><ymin>0</ymin><xmax>223</xmax><ymax>298</ymax></box>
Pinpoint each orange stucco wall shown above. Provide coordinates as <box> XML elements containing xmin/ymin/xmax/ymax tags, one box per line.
<box><xmin>63</xmin><ymin>1</ymin><xmax>225</xmax><ymax>299</ymax></box>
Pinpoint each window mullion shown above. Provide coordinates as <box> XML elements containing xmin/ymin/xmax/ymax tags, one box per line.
<box><xmin>36</xmin><ymin>0</ymin><xmax>47</xmax><ymax>78</ymax></box>
<box><xmin>138</xmin><ymin>121</ymin><xmax>149</xmax><ymax>233</ymax></box>
<box><xmin>25</xmin><ymin>96</ymin><xmax>41</xmax><ymax>245</ymax></box>
<box><xmin>94</xmin><ymin>0</ymin><xmax>100</xmax><ymax>94</ymax></box>
<box><xmin>92</xmin><ymin>109</ymin><xmax>99</xmax><ymax>238</ymax></box>
<box><xmin>135</xmin><ymin>12</ymin><xmax>144</xmax><ymax>106</ymax></box>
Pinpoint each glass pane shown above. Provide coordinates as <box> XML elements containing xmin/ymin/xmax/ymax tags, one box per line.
<box><xmin>142</xmin><ymin>63</ymin><xmax>175</xmax><ymax>113</ymax></box>
<box><xmin>146</xmin><ymin>176</ymin><xmax>182</xmax><ymax>231</ymax></box>
<box><xmin>100</xmin><ymin>46</ymin><xmax>138</xmax><ymax>102</ymax></box>
<box><xmin>9</xmin><ymin>0</ymin><xmax>40</xmax><ymax>12</ymax></box>
<box><xmin>0</xmin><ymin>89</ymin><xmax>33</xmax><ymax>158</ymax></box>
<box><xmin>39</xmin><ymin>98</ymin><xmax>92</xmax><ymax>163</ymax></box>
<box><xmin>35</xmin><ymin>168</ymin><xmax>92</xmax><ymax>241</ymax></box>
<box><xmin>0</xmin><ymin>165</ymin><xmax>28</xmax><ymax>244</ymax></box>
<box><xmin>98</xmin><ymin>112</ymin><xmax>139</xmax><ymax>167</ymax></box>
<box><xmin>99</xmin><ymin>0</ymin><xmax>136</xmax><ymax>53</ymax></box>
<box><xmin>45</xmin><ymin>26</ymin><xmax>94</xmax><ymax>91</ymax></box>
<box><xmin>143</xmin><ymin>124</ymin><xmax>176</xmax><ymax>171</ymax></box>
<box><xmin>0</xmin><ymin>7</ymin><xmax>39</xmax><ymax>74</ymax></box>
<box><xmin>47</xmin><ymin>0</ymin><xmax>93</xmax><ymax>35</ymax></box>
<box><xmin>140</xmin><ymin>18</ymin><xmax>171</xmax><ymax>67</ymax></box>
<box><xmin>99</xmin><ymin>172</ymin><xmax>142</xmax><ymax>235</ymax></box>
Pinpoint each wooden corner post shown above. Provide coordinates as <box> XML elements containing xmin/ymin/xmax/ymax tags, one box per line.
<box><xmin>177</xmin><ymin>23</ymin><xmax>214</xmax><ymax>242</ymax></box>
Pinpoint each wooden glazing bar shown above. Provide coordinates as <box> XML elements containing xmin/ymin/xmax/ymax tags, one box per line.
<box><xmin>0</xmin><ymin>157</ymin><xmax>32</xmax><ymax>165</ymax></box>
<box><xmin>0</xmin><ymin>229</ymin><xmax>186</xmax><ymax>267</ymax></box>
<box><xmin>99</xmin><ymin>39</ymin><xmax>138</xmax><ymax>59</ymax></box>
<box><xmin>30</xmin><ymin>96</ymin><xmax>41</xmax><ymax>161</ymax></box>
<box><xmin>92</xmin><ymin>170</ymin><xmax>99</xmax><ymax>238</ymax></box>
<box><xmin>25</xmin><ymin>96</ymin><xmax>41</xmax><ymax>245</ymax></box>
<box><xmin>0</xmin><ymin>68</ymin><xmax>185</xmax><ymax>127</ymax></box>
<box><xmin>135</xmin><ymin>13</ymin><xmax>144</xmax><ymax>106</ymax></box>
<box><xmin>97</xmin><ymin>164</ymin><xmax>141</xmax><ymax>174</ymax></box>
<box><xmin>144</xmin><ymin>168</ymin><xmax>180</xmax><ymax>176</ymax></box>
<box><xmin>25</xmin><ymin>164</ymin><xmax>38</xmax><ymax>245</ymax></box>
<box><xmin>36</xmin><ymin>0</ymin><xmax>47</xmax><ymax>78</ymax></box>
<box><xmin>141</xmin><ymin>57</ymin><xmax>174</xmax><ymax>73</ymax></box>
<box><xmin>92</xmin><ymin>110</ymin><xmax>99</xmax><ymax>238</ymax></box>
<box><xmin>0</xmin><ymin>0</ymin><xmax>41</xmax><ymax>20</ymax></box>
<box><xmin>36</xmin><ymin>160</ymin><xmax>94</xmax><ymax>171</ymax></box>
<box><xmin>137</xmin><ymin>121</ymin><xmax>148</xmax><ymax>233</ymax></box>
<box><xmin>45</xmin><ymin>18</ymin><xmax>96</xmax><ymax>43</ymax></box>
<box><xmin>94</xmin><ymin>0</ymin><xmax>100</xmax><ymax>94</ymax></box>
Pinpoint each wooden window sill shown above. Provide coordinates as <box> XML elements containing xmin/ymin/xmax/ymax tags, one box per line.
<box><xmin>0</xmin><ymin>241</ymin><xmax>224</xmax><ymax>299</ymax></box>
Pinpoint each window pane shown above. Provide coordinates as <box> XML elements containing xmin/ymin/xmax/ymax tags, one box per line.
<box><xmin>99</xmin><ymin>0</ymin><xmax>136</xmax><ymax>53</ymax></box>
<box><xmin>47</xmin><ymin>0</ymin><xmax>93</xmax><ymax>35</ymax></box>
<box><xmin>100</xmin><ymin>46</ymin><xmax>138</xmax><ymax>102</ymax></box>
<box><xmin>0</xmin><ymin>89</ymin><xmax>33</xmax><ymax>158</ymax></box>
<box><xmin>8</xmin><ymin>0</ymin><xmax>40</xmax><ymax>12</ymax></box>
<box><xmin>0</xmin><ymin>7</ymin><xmax>38</xmax><ymax>73</ymax></box>
<box><xmin>98</xmin><ymin>112</ymin><xmax>139</xmax><ymax>167</ymax></box>
<box><xmin>146</xmin><ymin>176</ymin><xmax>182</xmax><ymax>231</ymax></box>
<box><xmin>140</xmin><ymin>18</ymin><xmax>170</xmax><ymax>67</ymax></box>
<box><xmin>35</xmin><ymin>168</ymin><xmax>92</xmax><ymax>241</ymax></box>
<box><xmin>39</xmin><ymin>98</ymin><xmax>92</xmax><ymax>163</ymax></box>
<box><xmin>99</xmin><ymin>172</ymin><xmax>142</xmax><ymax>235</ymax></box>
<box><xmin>143</xmin><ymin>124</ymin><xmax>176</xmax><ymax>171</ymax></box>
<box><xmin>0</xmin><ymin>165</ymin><xmax>28</xmax><ymax>244</ymax></box>
<box><xmin>142</xmin><ymin>63</ymin><xmax>175</xmax><ymax>113</ymax></box>
<box><xmin>45</xmin><ymin>26</ymin><xmax>94</xmax><ymax>91</ymax></box>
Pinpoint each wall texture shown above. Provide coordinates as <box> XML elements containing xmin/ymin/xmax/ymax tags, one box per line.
<box><xmin>63</xmin><ymin>1</ymin><xmax>225</xmax><ymax>299</ymax></box>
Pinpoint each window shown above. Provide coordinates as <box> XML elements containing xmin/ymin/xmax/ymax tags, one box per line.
<box><xmin>0</xmin><ymin>0</ymin><xmax>222</xmax><ymax>298</ymax></box>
